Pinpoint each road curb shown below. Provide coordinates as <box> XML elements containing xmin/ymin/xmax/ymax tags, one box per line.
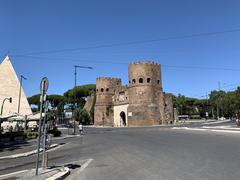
<box><xmin>54</xmin><ymin>134</ymin><xmax>80</xmax><ymax>140</ymax></box>
<box><xmin>0</xmin><ymin>167</ymin><xmax>70</xmax><ymax>180</ymax></box>
<box><xmin>0</xmin><ymin>143</ymin><xmax>58</xmax><ymax>160</ymax></box>
<box><xmin>46</xmin><ymin>167</ymin><xmax>70</xmax><ymax>180</ymax></box>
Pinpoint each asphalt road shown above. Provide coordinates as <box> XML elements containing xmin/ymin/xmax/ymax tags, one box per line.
<box><xmin>1</xmin><ymin>124</ymin><xmax>240</xmax><ymax>180</ymax></box>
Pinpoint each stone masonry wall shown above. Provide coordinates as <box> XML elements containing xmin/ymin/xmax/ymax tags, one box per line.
<box><xmin>94</xmin><ymin>77</ymin><xmax>121</xmax><ymax>126</ymax></box>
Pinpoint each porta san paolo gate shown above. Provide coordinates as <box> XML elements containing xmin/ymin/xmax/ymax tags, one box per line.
<box><xmin>94</xmin><ymin>61</ymin><xmax>174</xmax><ymax>127</ymax></box>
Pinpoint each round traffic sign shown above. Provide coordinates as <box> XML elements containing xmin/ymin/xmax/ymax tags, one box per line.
<box><xmin>40</xmin><ymin>77</ymin><xmax>49</xmax><ymax>92</ymax></box>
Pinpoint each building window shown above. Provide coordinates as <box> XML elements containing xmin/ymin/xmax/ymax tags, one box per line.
<box><xmin>106</xmin><ymin>88</ymin><xmax>109</xmax><ymax>92</ymax></box>
<box><xmin>132</xmin><ymin>79</ymin><xmax>136</xmax><ymax>84</ymax></box>
<box><xmin>147</xmin><ymin>78</ymin><xmax>151</xmax><ymax>83</ymax></box>
<box><xmin>139</xmin><ymin>78</ymin><xmax>143</xmax><ymax>83</ymax></box>
<box><xmin>101</xmin><ymin>88</ymin><xmax>104</xmax><ymax>92</ymax></box>
<box><xmin>157</xmin><ymin>80</ymin><xmax>160</xmax><ymax>84</ymax></box>
<box><xmin>129</xmin><ymin>80</ymin><xmax>131</xmax><ymax>84</ymax></box>
<box><xmin>96</xmin><ymin>89</ymin><xmax>98</xmax><ymax>92</ymax></box>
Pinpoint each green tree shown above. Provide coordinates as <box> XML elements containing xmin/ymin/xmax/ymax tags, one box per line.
<box><xmin>74</xmin><ymin>108</ymin><xmax>91</xmax><ymax>124</ymax></box>
<box><xmin>64</xmin><ymin>84</ymin><xmax>96</xmax><ymax>109</ymax></box>
<box><xmin>28</xmin><ymin>94</ymin><xmax>41</xmax><ymax>111</ymax></box>
<box><xmin>47</xmin><ymin>94</ymin><xmax>66</xmax><ymax>108</ymax></box>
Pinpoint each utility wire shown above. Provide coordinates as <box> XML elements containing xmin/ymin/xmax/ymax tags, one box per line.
<box><xmin>12</xmin><ymin>55</ymin><xmax>128</xmax><ymax>65</ymax></box>
<box><xmin>11</xmin><ymin>54</ymin><xmax>240</xmax><ymax>72</ymax></box>
<box><xmin>193</xmin><ymin>83</ymin><xmax>240</xmax><ymax>99</ymax></box>
<box><xmin>161</xmin><ymin>65</ymin><xmax>240</xmax><ymax>72</ymax></box>
<box><xmin>12</xmin><ymin>27</ymin><xmax>240</xmax><ymax>56</ymax></box>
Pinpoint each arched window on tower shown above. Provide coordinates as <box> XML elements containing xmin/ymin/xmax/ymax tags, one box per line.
<box><xmin>139</xmin><ymin>78</ymin><xmax>143</xmax><ymax>83</ymax></box>
<box><xmin>157</xmin><ymin>80</ymin><xmax>160</xmax><ymax>84</ymax></box>
<box><xmin>96</xmin><ymin>89</ymin><xmax>99</xmax><ymax>92</ymax></box>
<box><xmin>106</xmin><ymin>88</ymin><xmax>109</xmax><ymax>92</ymax></box>
<box><xmin>147</xmin><ymin>78</ymin><xmax>151</xmax><ymax>83</ymax></box>
<box><xmin>101</xmin><ymin>88</ymin><xmax>104</xmax><ymax>92</ymax></box>
<box><xmin>132</xmin><ymin>79</ymin><xmax>136</xmax><ymax>84</ymax></box>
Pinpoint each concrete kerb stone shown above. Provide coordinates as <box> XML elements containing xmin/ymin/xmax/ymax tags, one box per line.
<box><xmin>0</xmin><ymin>167</ymin><xmax>70</xmax><ymax>180</ymax></box>
<box><xmin>0</xmin><ymin>143</ymin><xmax>60</xmax><ymax>160</ymax></box>
<box><xmin>53</xmin><ymin>134</ymin><xmax>80</xmax><ymax>140</ymax></box>
<box><xmin>46</xmin><ymin>167</ymin><xmax>70</xmax><ymax>180</ymax></box>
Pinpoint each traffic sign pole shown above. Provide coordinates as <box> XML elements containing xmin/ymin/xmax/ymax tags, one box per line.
<box><xmin>36</xmin><ymin>77</ymin><xmax>49</xmax><ymax>176</ymax></box>
<box><xmin>42</xmin><ymin>101</ymin><xmax>49</xmax><ymax>169</ymax></box>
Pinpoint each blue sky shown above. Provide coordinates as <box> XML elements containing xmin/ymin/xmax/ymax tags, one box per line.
<box><xmin>1</xmin><ymin>0</ymin><xmax>240</xmax><ymax>98</ymax></box>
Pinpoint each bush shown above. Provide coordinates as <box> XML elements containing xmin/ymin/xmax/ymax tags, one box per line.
<box><xmin>24</xmin><ymin>131</ymin><xmax>38</xmax><ymax>139</ymax></box>
<box><xmin>0</xmin><ymin>131</ymin><xmax>25</xmax><ymax>141</ymax></box>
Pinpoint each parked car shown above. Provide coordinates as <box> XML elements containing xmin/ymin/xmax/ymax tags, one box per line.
<box><xmin>57</xmin><ymin>124</ymin><xmax>68</xmax><ymax>129</ymax></box>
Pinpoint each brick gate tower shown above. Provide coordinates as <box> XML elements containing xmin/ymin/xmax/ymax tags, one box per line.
<box><xmin>127</xmin><ymin>61</ymin><xmax>164</xmax><ymax>126</ymax></box>
<box><xmin>94</xmin><ymin>77</ymin><xmax>121</xmax><ymax>126</ymax></box>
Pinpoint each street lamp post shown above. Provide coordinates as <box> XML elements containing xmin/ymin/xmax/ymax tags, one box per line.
<box><xmin>73</xmin><ymin>65</ymin><xmax>93</xmax><ymax>135</ymax></box>
<box><xmin>1</xmin><ymin>97</ymin><xmax>12</xmax><ymax>116</ymax></box>
<box><xmin>18</xmin><ymin>75</ymin><xmax>27</xmax><ymax>115</ymax></box>
<box><xmin>0</xmin><ymin>97</ymin><xmax>12</xmax><ymax>133</ymax></box>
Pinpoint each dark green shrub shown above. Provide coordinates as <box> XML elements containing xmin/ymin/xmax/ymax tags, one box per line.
<box><xmin>0</xmin><ymin>132</ymin><xmax>25</xmax><ymax>141</ymax></box>
<box><xmin>24</xmin><ymin>131</ymin><xmax>38</xmax><ymax>139</ymax></box>
<box><xmin>47</xmin><ymin>128</ymin><xmax>61</xmax><ymax>137</ymax></box>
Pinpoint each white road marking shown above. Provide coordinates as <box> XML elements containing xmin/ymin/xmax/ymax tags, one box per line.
<box><xmin>211</xmin><ymin>129</ymin><xmax>240</xmax><ymax>133</ymax></box>
<box><xmin>79</xmin><ymin>158</ymin><xmax>93</xmax><ymax>173</ymax></box>
<box><xmin>202</xmin><ymin>126</ymin><xmax>239</xmax><ymax>130</ymax></box>
<box><xmin>70</xmin><ymin>158</ymin><xmax>93</xmax><ymax>178</ymax></box>
<box><xmin>172</xmin><ymin>127</ymin><xmax>240</xmax><ymax>134</ymax></box>
<box><xmin>201</xmin><ymin>119</ymin><xmax>231</xmax><ymax>125</ymax></box>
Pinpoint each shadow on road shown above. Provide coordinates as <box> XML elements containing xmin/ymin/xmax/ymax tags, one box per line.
<box><xmin>49</xmin><ymin>163</ymin><xmax>81</xmax><ymax>170</ymax></box>
<box><xmin>0</xmin><ymin>140</ymin><xmax>31</xmax><ymax>153</ymax></box>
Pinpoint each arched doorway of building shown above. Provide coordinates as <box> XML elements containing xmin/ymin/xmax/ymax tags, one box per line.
<box><xmin>120</xmin><ymin>111</ymin><xmax>126</xmax><ymax>127</ymax></box>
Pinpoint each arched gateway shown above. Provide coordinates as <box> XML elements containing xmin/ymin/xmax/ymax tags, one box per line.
<box><xmin>120</xmin><ymin>111</ymin><xmax>126</xmax><ymax>126</ymax></box>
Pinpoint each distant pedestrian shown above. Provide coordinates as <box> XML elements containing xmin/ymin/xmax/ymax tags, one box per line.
<box><xmin>78</xmin><ymin>123</ymin><xmax>83</xmax><ymax>135</ymax></box>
